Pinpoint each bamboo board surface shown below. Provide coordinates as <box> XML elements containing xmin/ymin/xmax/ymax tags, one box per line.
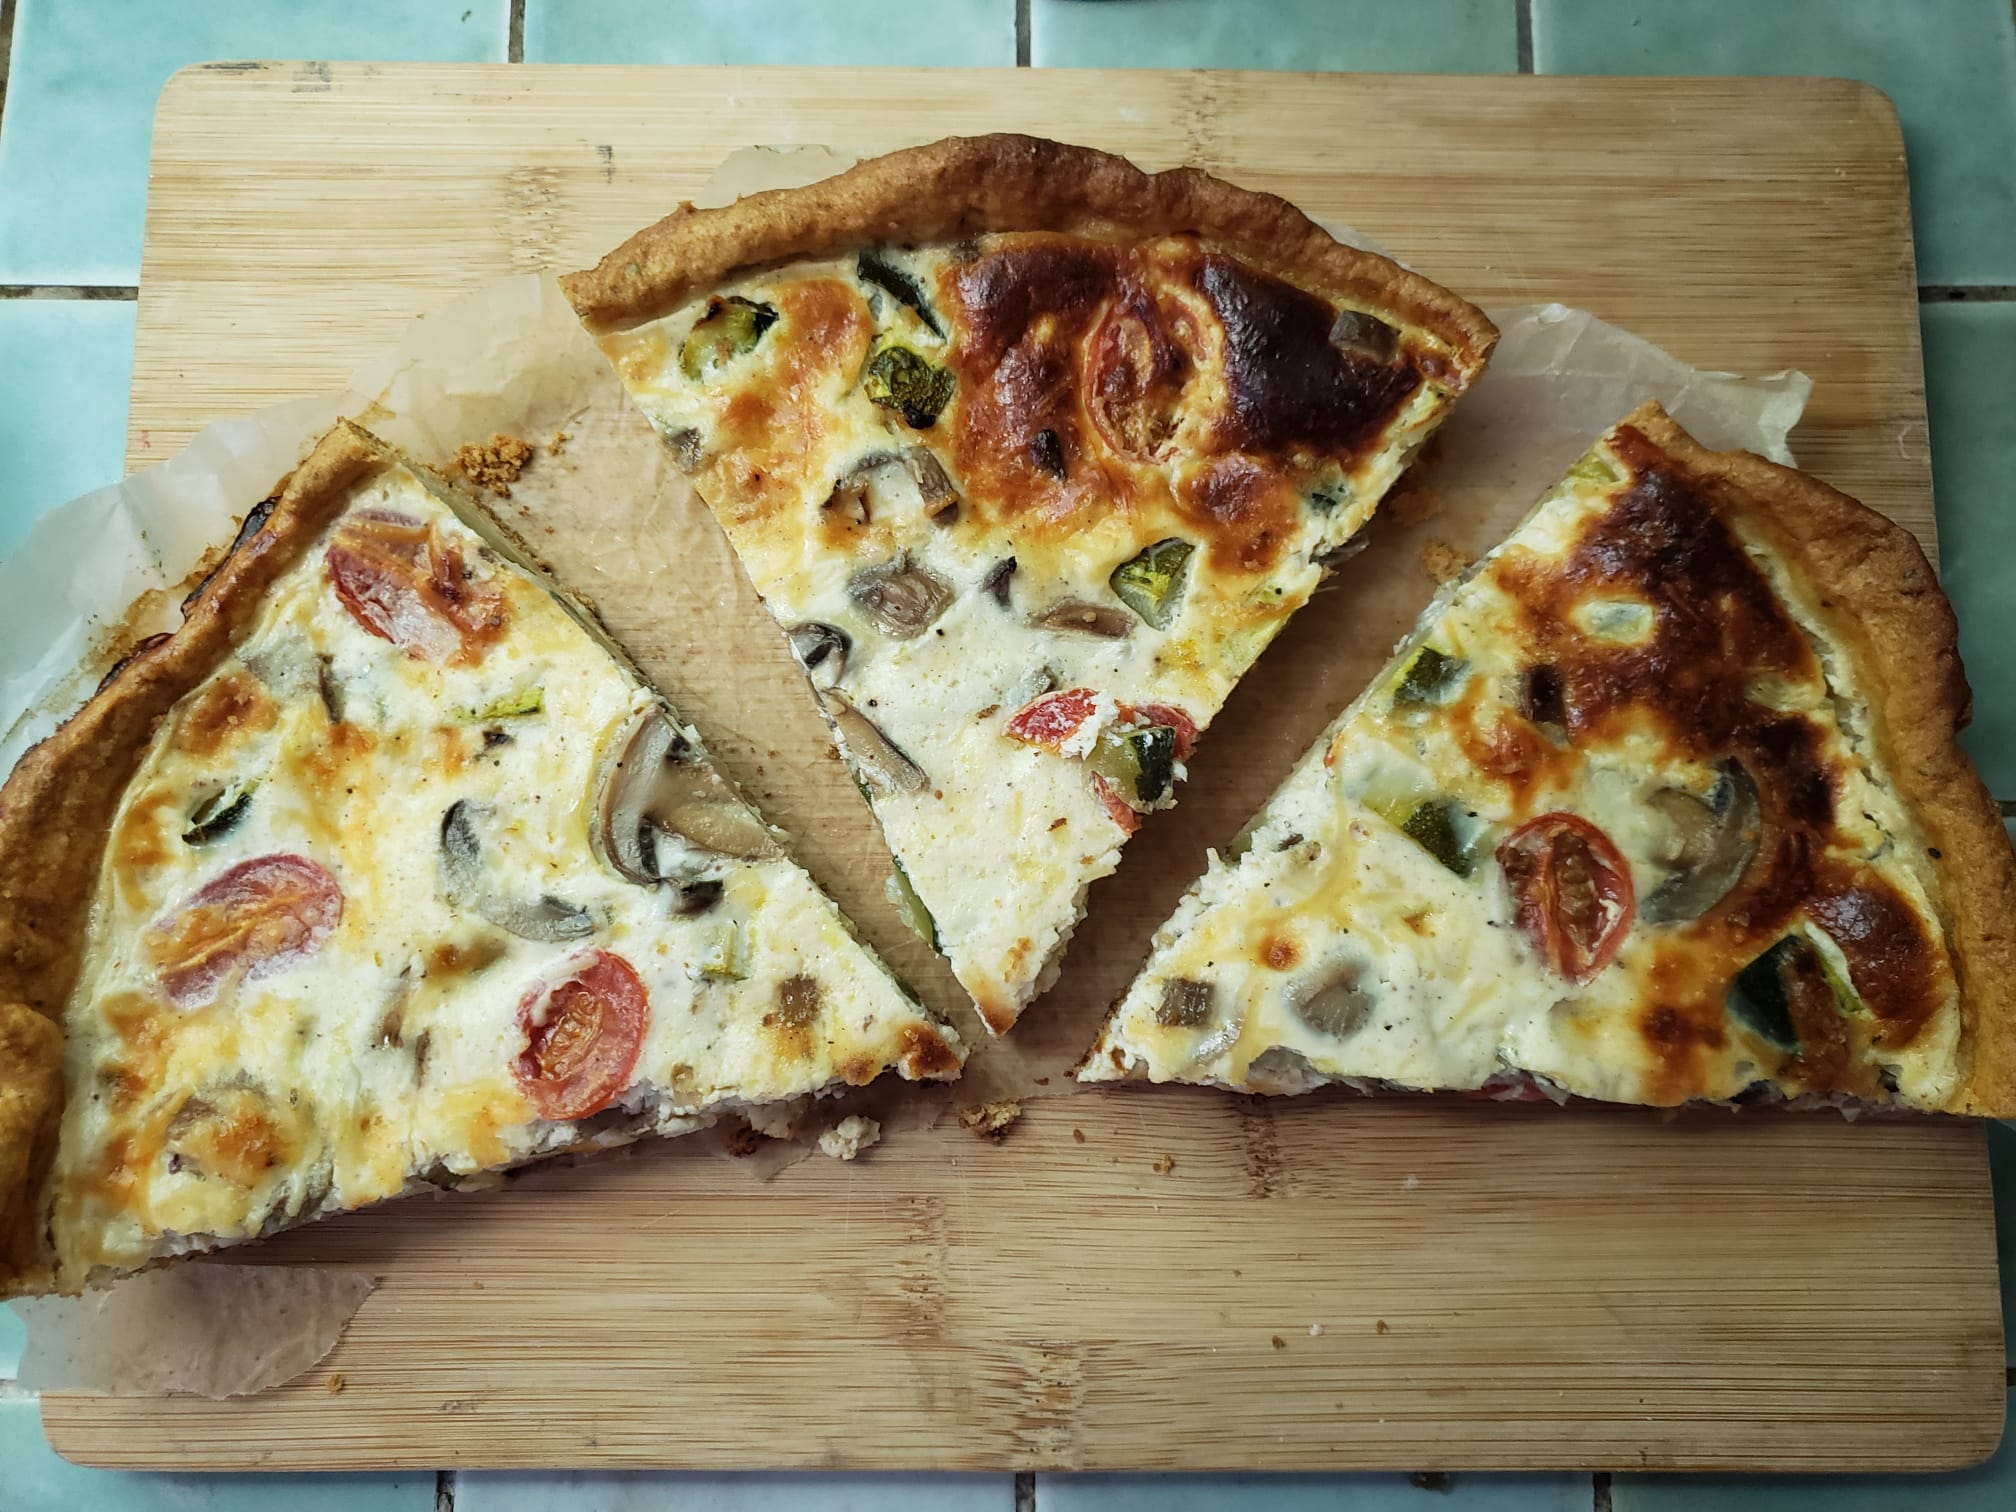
<box><xmin>44</xmin><ymin>64</ymin><xmax>2002</xmax><ymax>1472</ymax></box>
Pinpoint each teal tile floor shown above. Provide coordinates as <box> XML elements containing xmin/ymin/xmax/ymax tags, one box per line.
<box><xmin>0</xmin><ymin>2</ymin><xmax>2012</xmax><ymax>1508</ymax></box>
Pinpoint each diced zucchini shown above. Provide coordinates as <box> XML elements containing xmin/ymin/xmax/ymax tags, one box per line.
<box><xmin>1086</xmin><ymin>724</ymin><xmax>1177</xmax><ymax>808</ymax></box>
<box><xmin>1565</xmin><ymin>447</ymin><xmax>1621</xmax><ymax>487</ymax></box>
<box><xmin>1155</xmin><ymin>978</ymin><xmax>1214</xmax><ymax>1028</ymax></box>
<box><xmin>1368</xmin><ymin>793</ymin><xmax>1473</xmax><ymax>877</ymax></box>
<box><xmin>680</xmin><ymin>295</ymin><xmax>779</xmax><ymax>381</ymax></box>
<box><xmin>856</xmin><ymin>249</ymin><xmax>944</xmax><ymax>339</ymax></box>
<box><xmin>1728</xmin><ymin>931</ymin><xmax>1863</xmax><ymax>1051</ymax></box>
<box><xmin>698</xmin><ymin>921</ymin><xmax>749</xmax><ymax>981</ymax></box>
<box><xmin>885</xmin><ymin>860</ymin><xmax>939</xmax><ymax>951</ymax></box>
<box><xmin>469</xmin><ymin>686</ymin><xmax>544</xmax><ymax>721</ymax></box>
<box><xmin>182</xmin><ymin>780</ymin><xmax>257</xmax><ymax>846</ymax></box>
<box><xmin>1391</xmin><ymin>646</ymin><xmax>1467</xmax><ymax>707</ymax></box>
<box><xmin>864</xmin><ymin>345</ymin><xmax>955</xmax><ymax>428</ymax></box>
<box><xmin>1109</xmin><ymin>538</ymin><xmax>1195</xmax><ymax>630</ymax></box>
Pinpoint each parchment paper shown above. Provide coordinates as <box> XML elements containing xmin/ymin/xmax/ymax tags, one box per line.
<box><xmin>0</xmin><ymin>147</ymin><xmax>1810</xmax><ymax>1390</ymax></box>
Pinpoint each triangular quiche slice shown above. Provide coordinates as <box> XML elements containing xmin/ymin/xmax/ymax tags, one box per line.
<box><xmin>1081</xmin><ymin>403</ymin><xmax>2016</xmax><ymax>1114</ymax></box>
<box><xmin>563</xmin><ymin>134</ymin><xmax>1496</xmax><ymax>1032</ymax></box>
<box><xmin>0</xmin><ymin>420</ymin><xmax>961</xmax><ymax>1296</ymax></box>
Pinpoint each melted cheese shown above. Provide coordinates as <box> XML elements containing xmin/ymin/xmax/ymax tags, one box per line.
<box><xmin>1085</xmin><ymin>435</ymin><xmax>1961</xmax><ymax>1109</ymax></box>
<box><xmin>598</xmin><ymin>237</ymin><xmax>1470</xmax><ymax>1027</ymax></box>
<box><xmin>49</xmin><ymin>460</ymin><xmax>959</xmax><ymax>1287</ymax></box>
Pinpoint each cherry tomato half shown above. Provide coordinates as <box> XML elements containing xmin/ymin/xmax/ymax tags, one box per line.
<box><xmin>513</xmin><ymin>950</ymin><xmax>650</xmax><ymax>1122</ymax></box>
<box><xmin>1090</xmin><ymin>772</ymin><xmax>1142</xmax><ymax>834</ymax></box>
<box><xmin>145</xmin><ymin>853</ymin><xmax>343</xmax><ymax>1007</ymax></box>
<box><xmin>1005</xmin><ymin>687</ymin><xmax>1099</xmax><ymax>750</ymax></box>
<box><xmin>325</xmin><ymin>508</ymin><xmax>505</xmax><ymax>663</ymax></box>
<box><xmin>1496</xmin><ymin>813</ymin><xmax>1635</xmax><ymax>985</ymax></box>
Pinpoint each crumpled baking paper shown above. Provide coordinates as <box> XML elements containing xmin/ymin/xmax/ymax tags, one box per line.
<box><xmin>10</xmin><ymin>1267</ymin><xmax>374</xmax><ymax>1397</ymax></box>
<box><xmin>0</xmin><ymin>146</ymin><xmax>1813</xmax><ymax>1390</ymax></box>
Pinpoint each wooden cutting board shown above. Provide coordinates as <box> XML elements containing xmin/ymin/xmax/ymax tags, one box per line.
<box><xmin>44</xmin><ymin>64</ymin><xmax>2002</xmax><ymax>1472</ymax></box>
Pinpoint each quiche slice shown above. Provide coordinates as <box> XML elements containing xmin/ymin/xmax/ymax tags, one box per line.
<box><xmin>563</xmin><ymin>134</ymin><xmax>1497</xmax><ymax>1032</ymax></box>
<box><xmin>0</xmin><ymin>421</ymin><xmax>962</xmax><ymax>1296</ymax></box>
<box><xmin>1081</xmin><ymin>403</ymin><xmax>2016</xmax><ymax>1114</ymax></box>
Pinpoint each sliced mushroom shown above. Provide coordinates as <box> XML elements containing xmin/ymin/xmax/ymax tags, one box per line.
<box><xmin>786</xmin><ymin>622</ymin><xmax>849</xmax><ymax>691</ymax></box>
<box><xmin>824</xmin><ymin>450</ymin><xmax>959</xmax><ymax>527</ymax></box>
<box><xmin>1289</xmin><ymin>960</ymin><xmax>1374</xmax><ymax>1038</ymax></box>
<box><xmin>183</xmin><ymin>780</ymin><xmax>257</xmax><ymax>846</ymax></box>
<box><xmin>848</xmin><ymin>553</ymin><xmax>953</xmax><ymax>639</ymax></box>
<box><xmin>1155</xmin><ymin>977</ymin><xmax>1214</xmax><ymax>1028</ymax></box>
<box><xmin>826</xmin><ymin>693</ymin><xmax>927</xmax><ymax>795</ymax></box>
<box><xmin>592</xmin><ymin>706</ymin><xmax>780</xmax><ymax>887</ymax></box>
<box><xmin>1029</xmin><ymin>599</ymin><xmax>1134</xmax><ymax>639</ymax></box>
<box><xmin>982</xmin><ymin>556</ymin><xmax>1018</xmax><ymax>607</ymax></box>
<box><xmin>1642</xmin><ymin>759</ymin><xmax>1761</xmax><ymax>924</ymax></box>
<box><xmin>1330</xmin><ymin>309</ymin><xmax>1400</xmax><ymax>364</ymax></box>
<box><xmin>904</xmin><ymin>449</ymin><xmax>960</xmax><ymax>523</ymax></box>
<box><xmin>440</xmin><ymin>800</ymin><xmax>595</xmax><ymax>943</ymax></box>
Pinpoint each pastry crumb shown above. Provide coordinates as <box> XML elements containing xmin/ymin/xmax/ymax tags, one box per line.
<box><xmin>1375</xmin><ymin>1319</ymin><xmax>1390</xmax><ymax>1335</ymax></box>
<box><xmin>1308</xmin><ymin>1322</ymin><xmax>1325</xmax><ymax>1338</ymax></box>
<box><xmin>455</xmin><ymin>433</ymin><xmax>535</xmax><ymax>496</ymax></box>
<box><xmin>1152</xmin><ymin>1152</ymin><xmax>1176</xmax><ymax>1175</ymax></box>
<box><xmin>959</xmin><ymin>1099</ymin><xmax>1023</xmax><ymax>1142</ymax></box>
<box><xmin>1071</xmin><ymin>1128</ymin><xmax>1086</xmax><ymax>1144</ymax></box>
<box><xmin>746</xmin><ymin>1099</ymin><xmax>803</xmax><ymax>1141</ymax></box>
<box><xmin>326</xmin><ymin>1373</ymin><xmax>346</xmax><ymax>1395</ymax></box>
<box><xmin>1387</xmin><ymin>483</ymin><xmax>1443</xmax><ymax>529</ymax></box>
<box><xmin>546</xmin><ymin>429</ymin><xmax>571</xmax><ymax>455</ymax></box>
<box><xmin>1419</xmin><ymin>538</ymin><xmax>1471</xmax><ymax>584</ymax></box>
<box><xmin>817</xmin><ymin>1114</ymin><xmax>881</xmax><ymax>1162</ymax></box>
<box><xmin>1270</xmin><ymin>1335</ymin><xmax>1287</xmax><ymax>1351</ymax></box>
<box><xmin>724</xmin><ymin>1122</ymin><xmax>764</xmax><ymax>1158</ymax></box>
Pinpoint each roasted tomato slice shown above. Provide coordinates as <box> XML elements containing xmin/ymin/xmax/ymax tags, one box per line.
<box><xmin>1087</xmin><ymin>283</ymin><xmax>1188</xmax><ymax>459</ymax></box>
<box><xmin>145</xmin><ymin>853</ymin><xmax>342</xmax><ymax>1007</ymax></box>
<box><xmin>1090</xmin><ymin>772</ymin><xmax>1141</xmax><ymax>834</ymax></box>
<box><xmin>325</xmin><ymin>508</ymin><xmax>506</xmax><ymax>662</ymax></box>
<box><xmin>1005</xmin><ymin>687</ymin><xmax>1100</xmax><ymax>751</ymax></box>
<box><xmin>1497</xmin><ymin>813</ymin><xmax>1635</xmax><ymax>985</ymax></box>
<box><xmin>513</xmin><ymin>950</ymin><xmax>650</xmax><ymax>1122</ymax></box>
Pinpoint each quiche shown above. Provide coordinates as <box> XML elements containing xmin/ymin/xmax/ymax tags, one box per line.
<box><xmin>563</xmin><ymin>134</ymin><xmax>1497</xmax><ymax>1032</ymax></box>
<box><xmin>1081</xmin><ymin>404</ymin><xmax>2016</xmax><ymax>1114</ymax></box>
<box><xmin>0</xmin><ymin>420</ymin><xmax>962</xmax><ymax>1296</ymax></box>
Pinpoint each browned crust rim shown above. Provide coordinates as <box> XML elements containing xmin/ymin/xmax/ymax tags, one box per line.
<box><xmin>1619</xmin><ymin>401</ymin><xmax>2016</xmax><ymax>1117</ymax></box>
<box><xmin>560</xmin><ymin>133</ymin><xmax>1497</xmax><ymax>380</ymax></box>
<box><xmin>0</xmin><ymin>421</ymin><xmax>393</xmax><ymax>1295</ymax></box>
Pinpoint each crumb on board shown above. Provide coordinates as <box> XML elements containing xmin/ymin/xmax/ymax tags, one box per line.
<box><xmin>959</xmin><ymin>1099</ymin><xmax>1023</xmax><ymax>1142</ymax></box>
<box><xmin>1403</xmin><ymin>1173</ymin><xmax>1421</xmax><ymax>1191</ymax></box>
<box><xmin>455</xmin><ymin>433</ymin><xmax>535</xmax><ymax>496</ymax></box>
<box><xmin>1386</xmin><ymin>483</ymin><xmax>1443</xmax><ymax>529</ymax></box>
<box><xmin>1375</xmin><ymin>1320</ymin><xmax>1391</xmax><ymax>1335</ymax></box>
<box><xmin>817</xmin><ymin>1114</ymin><xmax>881</xmax><ymax>1162</ymax></box>
<box><xmin>1308</xmin><ymin>1322</ymin><xmax>1325</xmax><ymax>1338</ymax></box>
<box><xmin>1419</xmin><ymin>538</ymin><xmax>1471</xmax><ymax>585</ymax></box>
<box><xmin>547</xmin><ymin>429</ymin><xmax>570</xmax><ymax>455</ymax></box>
<box><xmin>1270</xmin><ymin>1335</ymin><xmax>1287</xmax><ymax>1351</ymax></box>
<box><xmin>1071</xmin><ymin>1128</ymin><xmax>1086</xmax><ymax>1144</ymax></box>
<box><xmin>725</xmin><ymin>1122</ymin><xmax>764</xmax><ymax>1158</ymax></box>
<box><xmin>326</xmin><ymin>1373</ymin><xmax>346</xmax><ymax>1395</ymax></box>
<box><xmin>1152</xmin><ymin>1152</ymin><xmax>1176</xmax><ymax>1176</ymax></box>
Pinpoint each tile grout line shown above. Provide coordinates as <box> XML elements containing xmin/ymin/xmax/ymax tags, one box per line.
<box><xmin>435</xmin><ymin>1469</ymin><xmax>455</xmax><ymax>1511</ymax></box>
<box><xmin>1015</xmin><ymin>0</ymin><xmax>1031</xmax><ymax>67</ymax></box>
<box><xmin>0</xmin><ymin>0</ymin><xmax>16</xmax><ymax>139</ymax></box>
<box><xmin>1014</xmin><ymin>1469</ymin><xmax>1036</xmax><ymax>1510</ymax></box>
<box><xmin>0</xmin><ymin>284</ymin><xmax>137</xmax><ymax>300</ymax></box>
<box><xmin>1515</xmin><ymin>0</ymin><xmax>1534</xmax><ymax>73</ymax></box>
<box><xmin>1592</xmin><ymin>1469</ymin><xmax>1614</xmax><ymax>1511</ymax></box>
<box><xmin>1921</xmin><ymin>284</ymin><xmax>2016</xmax><ymax>302</ymax></box>
<box><xmin>508</xmin><ymin>0</ymin><xmax>525</xmax><ymax>64</ymax></box>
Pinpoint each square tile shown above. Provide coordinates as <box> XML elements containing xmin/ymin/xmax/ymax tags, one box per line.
<box><xmin>524</xmin><ymin>0</ymin><xmax>1014</xmax><ymax>65</ymax></box>
<box><xmin>0</xmin><ymin>298</ymin><xmax>137</xmax><ymax>564</ymax></box>
<box><xmin>1032</xmin><ymin>0</ymin><xmax>1519</xmax><ymax>72</ymax></box>
<box><xmin>0</xmin><ymin>1301</ymin><xmax>25</xmax><ymax>1379</ymax></box>
<box><xmin>1036</xmin><ymin>1471</ymin><xmax>1590</xmax><ymax>1510</ymax></box>
<box><xmin>0</xmin><ymin>1396</ymin><xmax>433</xmax><ymax>1512</ymax></box>
<box><xmin>456</xmin><ymin>1470</ymin><xmax>1015</xmax><ymax>1511</ymax></box>
<box><xmin>1613</xmin><ymin>1374</ymin><xmax>2013</xmax><ymax>1508</ymax></box>
<box><xmin>1531</xmin><ymin>0</ymin><xmax>2016</xmax><ymax>286</ymax></box>
<box><xmin>1922</xmin><ymin>302</ymin><xmax>2016</xmax><ymax>800</ymax></box>
<box><xmin>0</xmin><ymin>0</ymin><xmax>509</xmax><ymax>286</ymax></box>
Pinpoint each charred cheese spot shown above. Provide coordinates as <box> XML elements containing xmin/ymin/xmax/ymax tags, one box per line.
<box><xmin>178</xmin><ymin>672</ymin><xmax>276</xmax><ymax>759</ymax></box>
<box><xmin>1259</xmin><ymin>934</ymin><xmax>1300</xmax><ymax>971</ymax></box>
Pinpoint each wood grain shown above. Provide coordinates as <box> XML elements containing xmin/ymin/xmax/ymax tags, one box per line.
<box><xmin>44</xmin><ymin>64</ymin><xmax>2000</xmax><ymax>1473</ymax></box>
